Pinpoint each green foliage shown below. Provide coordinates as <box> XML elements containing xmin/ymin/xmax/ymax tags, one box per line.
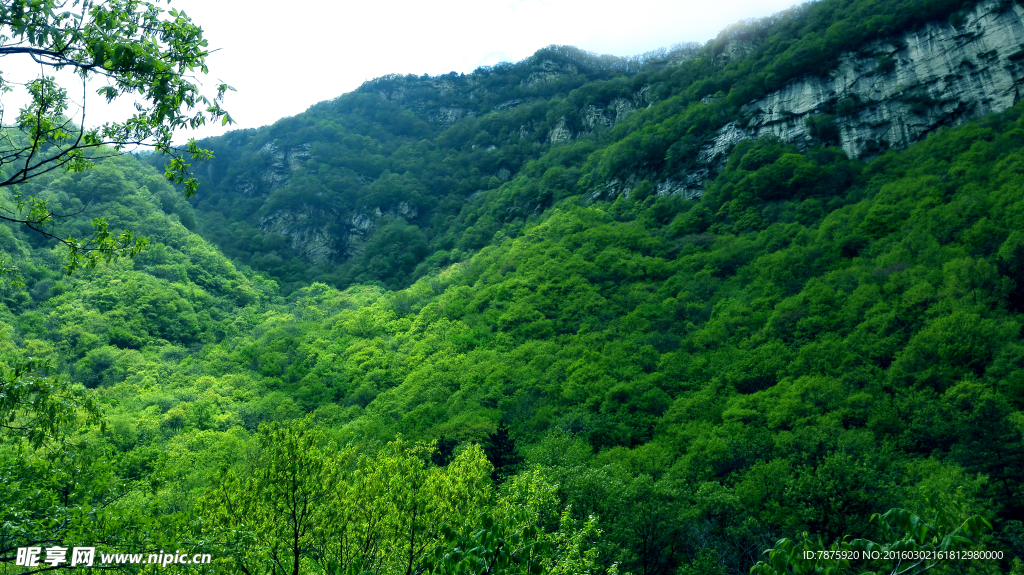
<box><xmin>171</xmin><ymin>0</ymin><xmax>984</xmax><ymax>292</ymax></box>
<box><xmin>203</xmin><ymin>417</ymin><xmax>340</xmax><ymax>575</ymax></box>
<box><xmin>204</xmin><ymin>420</ymin><xmax>495</xmax><ymax>575</ymax></box>
<box><xmin>5</xmin><ymin>2</ymin><xmax>1024</xmax><ymax>575</ymax></box>
<box><xmin>752</xmin><ymin>490</ymin><xmax>995</xmax><ymax>575</ymax></box>
<box><xmin>0</xmin><ymin>0</ymin><xmax>231</xmax><ymax>269</ymax></box>
<box><xmin>425</xmin><ymin>470</ymin><xmax>612</xmax><ymax>575</ymax></box>
<box><xmin>0</xmin><ymin>333</ymin><xmax>97</xmax><ymax>446</ymax></box>
<box><xmin>484</xmin><ymin>422</ymin><xmax>524</xmax><ymax>483</ymax></box>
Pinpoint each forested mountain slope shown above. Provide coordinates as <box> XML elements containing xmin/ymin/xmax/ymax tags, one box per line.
<box><xmin>171</xmin><ymin>0</ymin><xmax>1021</xmax><ymax>295</ymax></box>
<box><xmin>10</xmin><ymin>94</ymin><xmax>1024</xmax><ymax>575</ymax></box>
<box><xmin>4</xmin><ymin>0</ymin><xmax>1024</xmax><ymax>573</ymax></box>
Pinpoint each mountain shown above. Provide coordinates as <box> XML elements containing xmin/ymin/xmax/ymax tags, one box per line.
<box><xmin>5</xmin><ymin>0</ymin><xmax>1024</xmax><ymax>573</ymax></box>
<box><xmin>167</xmin><ymin>0</ymin><xmax>1022</xmax><ymax>295</ymax></box>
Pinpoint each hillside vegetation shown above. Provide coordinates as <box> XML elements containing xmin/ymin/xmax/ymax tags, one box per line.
<box><xmin>4</xmin><ymin>0</ymin><xmax>1024</xmax><ymax>574</ymax></box>
<box><xmin>175</xmin><ymin>0</ymin><xmax>986</xmax><ymax>293</ymax></box>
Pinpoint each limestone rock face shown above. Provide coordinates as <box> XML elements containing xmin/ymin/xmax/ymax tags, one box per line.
<box><xmin>521</xmin><ymin>59</ymin><xmax>578</xmax><ymax>88</ymax></box>
<box><xmin>374</xmin><ymin>201</ymin><xmax>418</xmax><ymax>220</ymax></box>
<box><xmin>493</xmin><ymin>99</ymin><xmax>525</xmax><ymax>112</ymax></box>
<box><xmin>717</xmin><ymin>38</ymin><xmax>761</xmax><ymax>65</ymax></box>
<box><xmin>208</xmin><ymin>51</ymin><xmax>664</xmax><ymax>267</ymax></box>
<box><xmin>549</xmin><ymin>118</ymin><xmax>573</xmax><ymax>144</ymax></box>
<box><xmin>590</xmin><ymin>170</ymin><xmax>657</xmax><ymax>202</ymax></box>
<box><xmin>550</xmin><ymin>88</ymin><xmax>649</xmax><ymax>144</ymax></box>
<box><xmin>582</xmin><ymin>98</ymin><xmax>639</xmax><ymax>131</ymax></box>
<box><xmin>429</xmin><ymin>107</ymin><xmax>472</xmax><ymax>125</ymax></box>
<box><xmin>241</xmin><ymin>139</ymin><xmax>426</xmax><ymax>264</ymax></box>
<box><xmin>682</xmin><ymin>0</ymin><xmax>1024</xmax><ymax>196</ymax></box>
<box><xmin>221</xmin><ymin>3</ymin><xmax>1024</xmax><ymax>265</ymax></box>
<box><xmin>257</xmin><ymin>201</ymin><xmax>421</xmax><ymax>265</ymax></box>
<box><xmin>258</xmin><ymin>209</ymin><xmax>337</xmax><ymax>265</ymax></box>
<box><xmin>239</xmin><ymin>141</ymin><xmax>312</xmax><ymax>194</ymax></box>
<box><xmin>230</xmin><ymin>141</ymin><xmax>311</xmax><ymax>197</ymax></box>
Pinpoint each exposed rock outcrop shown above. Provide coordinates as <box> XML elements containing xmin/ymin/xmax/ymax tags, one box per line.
<box><xmin>549</xmin><ymin>118</ymin><xmax>573</xmax><ymax>144</ymax></box>
<box><xmin>581</xmin><ymin>98</ymin><xmax>639</xmax><ymax>130</ymax></box>
<box><xmin>429</xmin><ymin>106</ymin><xmax>473</xmax><ymax>125</ymax></box>
<box><xmin>257</xmin><ymin>201</ymin><xmax>421</xmax><ymax>265</ymax></box>
<box><xmin>681</xmin><ymin>0</ymin><xmax>1024</xmax><ymax>196</ymax></box>
<box><xmin>258</xmin><ymin>209</ymin><xmax>337</xmax><ymax>265</ymax></box>
<box><xmin>236</xmin><ymin>141</ymin><xmax>312</xmax><ymax>196</ymax></box>
<box><xmin>548</xmin><ymin>88</ymin><xmax>649</xmax><ymax>144</ymax></box>
<box><xmin>217</xmin><ymin>3</ymin><xmax>1024</xmax><ymax>265</ymax></box>
<box><xmin>521</xmin><ymin>59</ymin><xmax>578</xmax><ymax>88</ymax></box>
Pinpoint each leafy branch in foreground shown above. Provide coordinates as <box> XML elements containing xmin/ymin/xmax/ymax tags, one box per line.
<box><xmin>0</xmin><ymin>353</ymin><xmax>99</xmax><ymax>448</ymax></box>
<box><xmin>1</xmin><ymin>189</ymin><xmax>149</xmax><ymax>274</ymax></box>
<box><xmin>0</xmin><ymin>0</ymin><xmax>232</xmax><ymax>269</ymax></box>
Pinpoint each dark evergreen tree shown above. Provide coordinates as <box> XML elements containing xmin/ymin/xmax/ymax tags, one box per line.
<box><xmin>431</xmin><ymin>437</ymin><xmax>460</xmax><ymax>466</ymax></box>
<box><xmin>483</xmin><ymin>423</ymin><xmax>523</xmax><ymax>483</ymax></box>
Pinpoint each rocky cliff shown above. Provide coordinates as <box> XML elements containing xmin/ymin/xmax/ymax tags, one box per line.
<box><xmin>685</xmin><ymin>0</ymin><xmax>1024</xmax><ymax>195</ymax></box>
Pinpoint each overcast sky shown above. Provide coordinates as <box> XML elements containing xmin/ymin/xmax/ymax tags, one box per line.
<box><xmin>5</xmin><ymin>0</ymin><xmax>802</xmax><ymax>143</ymax></box>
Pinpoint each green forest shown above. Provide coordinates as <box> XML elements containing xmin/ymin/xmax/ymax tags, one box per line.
<box><xmin>4</xmin><ymin>0</ymin><xmax>1024</xmax><ymax>574</ymax></box>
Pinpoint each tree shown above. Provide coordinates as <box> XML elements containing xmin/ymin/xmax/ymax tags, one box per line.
<box><xmin>325</xmin><ymin>439</ymin><xmax>492</xmax><ymax>575</ymax></box>
<box><xmin>0</xmin><ymin>351</ymin><xmax>96</xmax><ymax>446</ymax></box>
<box><xmin>204</xmin><ymin>426</ymin><xmax>493</xmax><ymax>575</ymax></box>
<box><xmin>751</xmin><ymin>489</ymin><xmax>996</xmax><ymax>575</ymax></box>
<box><xmin>0</xmin><ymin>0</ymin><xmax>232</xmax><ymax>273</ymax></box>
<box><xmin>424</xmin><ymin>470</ymin><xmax>613</xmax><ymax>575</ymax></box>
<box><xmin>0</xmin><ymin>334</ymin><xmax>135</xmax><ymax>572</ymax></box>
<box><xmin>203</xmin><ymin>417</ymin><xmax>340</xmax><ymax>575</ymax></box>
<box><xmin>484</xmin><ymin>422</ymin><xmax>523</xmax><ymax>483</ymax></box>
<box><xmin>0</xmin><ymin>4</ymin><xmax>230</xmax><ymax>564</ymax></box>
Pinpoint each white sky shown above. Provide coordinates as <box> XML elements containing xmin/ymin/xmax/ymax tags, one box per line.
<box><xmin>2</xmin><ymin>0</ymin><xmax>801</xmax><ymax>143</ymax></box>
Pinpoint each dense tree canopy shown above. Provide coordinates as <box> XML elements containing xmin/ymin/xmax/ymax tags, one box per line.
<box><xmin>4</xmin><ymin>0</ymin><xmax>1024</xmax><ymax>573</ymax></box>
